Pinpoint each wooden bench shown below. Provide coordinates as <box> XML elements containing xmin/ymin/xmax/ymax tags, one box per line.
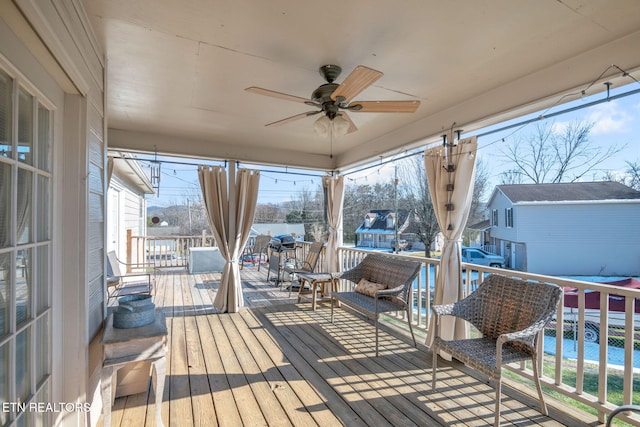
<box><xmin>430</xmin><ymin>274</ymin><xmax>562</xmax><ymax>426</ymax></box>
<box><xmin>331</xmin><ymin>254</ymin><xmax>422</xmax><ymax>356</ymax></box>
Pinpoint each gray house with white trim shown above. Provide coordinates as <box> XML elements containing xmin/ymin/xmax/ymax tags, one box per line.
<box><xmin>486</xmin><ymin>181</ymin><xmax>640</xmax><ymax>276</ymax></box>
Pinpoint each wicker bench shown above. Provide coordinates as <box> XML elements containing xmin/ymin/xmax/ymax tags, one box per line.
<box><xmin>430</xmin><ymin>274</ymin><xmax>562</xmax><ymax>427</ymax></box>
<box><xmin>331</xmin><ymin>254</ymin><xmax>422</xmax><ymax>356</ymax></box>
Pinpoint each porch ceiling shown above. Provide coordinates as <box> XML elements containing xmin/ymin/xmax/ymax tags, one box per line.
<box><xmin>83</xmin><ymin>0</ymin><xmax>640</xmax><ymax>172</ymax></box>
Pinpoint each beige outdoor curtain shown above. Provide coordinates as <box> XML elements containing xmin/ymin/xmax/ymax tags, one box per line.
<box><xmin>198</xmin><ymin>164</ymin><xmax>260</xmax><ymax>313</ymax></box>
<box><xmin>322</xmin><ymin>175</ymin><xmax>345</xmax><ymax>272</ymax></box>
<box><xmin>425</xmin><ymin>134</ymin><xmax>478</xmax><ymax>348</ymax></box>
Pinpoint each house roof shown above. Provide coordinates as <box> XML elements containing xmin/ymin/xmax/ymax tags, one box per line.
<box><xmin>495</xmin><ymin>182</ymin><xmax>640</xmax><ymax>204</ymax></box>
<box><xmin>468</xmin><ymin>219</ymin><xmax>491</xmax><ymax>231</ymax></box>
<box><xmin>109</xmin><ymin>152</ymin><xmax>156</xmax><ymax>195</ymax></box>
<box><xmin>355</xmin><ymin>209</ymin><xmax>413</xmax><ymax>234</ymax></box>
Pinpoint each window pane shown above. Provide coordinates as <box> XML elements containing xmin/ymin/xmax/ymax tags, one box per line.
<box><xmin>0</xmin><ymin>69</ymin><xmax>12</xmax><ymax>159</ymax></box>
<box><xmin>36</xmin><ymin>175</ymin><xmax>49</xmax><ymax>241</ymax></box>
<box><xmin>0</xmin><ymin>252</ymin><xmax>9</xmax><ymax>337</ymax></box>
<box><xmin>17</xmin><ymin>248</ymin><xmax>32</xmax><ymax>326</ymax></box>
<box><xmin>18</xmin><ymin>87</ymin><xmax>33</xmax><ymax>165</ymax></box>
<box><xmin>0</xmin><ymin>161</ymin><xmax>11</xmax><ymax>248</ymax></box>
<box><xmin>17</xmin><ymin>168</ymin><xmax>32</xmax><ymax>245</ymax></box>
<box><xmin>36</xmin><ymin>245</ymin><xmax>49</xmax><ymax>314</ymax></box>
<box><xmin>36</xmin><ymin>315</ymin><xmax>49</xmax><ymax>386</ymax></box>
<box><xmin>0</xmin><ymin>343</ymin><xmax>8</xmax><ymax>426</ymax></box>
<box><xmin>34</xmin><ymin>386</ymin><xmax>49</xmax><ymax>427</ymax></box>
<box><xmin>37</xmin><ymin>104</ymin><xmax>50</xmax><ymax>171</ymax></box>
<box><xmin>16</xmin><ymin>327</ymin><xmax>31</xmax><ymax>402</ymax></box>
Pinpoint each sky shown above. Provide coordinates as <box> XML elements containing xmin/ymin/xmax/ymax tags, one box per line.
<box><xmin>144</xmin><ymin>81</ymin><xmax>640</xmax><ymax>208</ymax></box>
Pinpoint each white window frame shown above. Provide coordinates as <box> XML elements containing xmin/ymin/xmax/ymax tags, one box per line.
<box><xmin>0</xmin><ymin>63</ymin><xmax>53</xmax><ymax>427</ymax></box>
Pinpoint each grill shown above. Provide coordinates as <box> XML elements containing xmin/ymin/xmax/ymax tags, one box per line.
<box><xmin>269</xmin><ymin>234</ymin><xmax>296</xmax><ymax>251</ymax></box>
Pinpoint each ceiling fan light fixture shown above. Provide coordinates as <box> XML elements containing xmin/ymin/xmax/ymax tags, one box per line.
<box><xmin>314</xmin><ymin>115</ymin><xmax>331</xmax><ymax>136</ymax></box>
<box><xmin>333</xmin><ymin>114</ymin><xmax>350</xmax><ymax>136</ymax></box>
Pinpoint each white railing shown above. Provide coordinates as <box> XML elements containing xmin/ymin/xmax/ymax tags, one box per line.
<box><xmin>337</xmin><ymin>246</ymin><xmax>640</xmax><ymax>425</ymax></box>
<box><xmin>126</xmin><ymin>232</ymin><xmax>324</xmax><ymax>271</ymax></box>
<box><xmin>127</xmin><ymin>229</ymin><xmax>216</xmax><ymax>269</ymax></box>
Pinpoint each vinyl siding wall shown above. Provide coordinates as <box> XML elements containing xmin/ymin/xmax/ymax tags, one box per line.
<box><xmin>510</xmin><ymin>202</ymin><xmax>640</xmax><ymax>276</ymax></box>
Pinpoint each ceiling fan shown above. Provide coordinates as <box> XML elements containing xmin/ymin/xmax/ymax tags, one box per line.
<box><xmin>246</xmin><ymin>64</ymin><xmax>420</xmax><ymax>135</ymax></box>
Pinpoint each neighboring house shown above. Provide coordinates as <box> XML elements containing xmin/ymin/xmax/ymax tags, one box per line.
<box><xmin>486</xmin><ymin>182</ymin><xmax>640</xmax><ymax>276</ymax></box>
<box><xmin>107</xmin><ymin>153</ymin><xmax>155</xmax><ymax>264</ymax></box>
<box><xmin>354</xmin><ymin>209</ymin><xmax>425</xmax><ymax>250</ymax></box>
<box><xmin>466</xmin><ymin>219</ymin><xmax>496</xmax><ymax>253</ymax></box>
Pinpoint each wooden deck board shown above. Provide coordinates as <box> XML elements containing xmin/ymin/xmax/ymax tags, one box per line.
<box><xmin>102</xmin><ymin>266</ymin><xmax>595</xmax><ymax>427</ymax></box>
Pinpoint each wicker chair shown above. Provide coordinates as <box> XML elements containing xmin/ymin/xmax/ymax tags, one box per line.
<box><xmin>430</xmin><ymin>274</ymin><xmax>562</xmax><ymax>427</ymax></box>
<box><xmin>331</xmin><ymin>254</ymin><xmax>422</xmax><ymax>356</ymax></box>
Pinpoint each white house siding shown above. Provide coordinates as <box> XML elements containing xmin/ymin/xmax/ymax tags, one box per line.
<box><xmin>108</xmin><ymin>176</ymin><xmax>148</xmax><ymax>260</ymax></box>
<box><xmin>2</xmin><ymin>1</ymin><xmax>107</xmax><ymax>425</ymax></box>
<box><xmin>486</xmin><ymin>190</ymin><xmax>519</xmax><ymax>263</ymax></box>
<box><xmin>510</xmin><ymin>202</ymin><xmax>640</xmax><ymax>276</ymax></box>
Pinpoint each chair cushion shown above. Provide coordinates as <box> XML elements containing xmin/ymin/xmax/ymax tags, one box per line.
<box><xmin>354</xmin><ymin>278</ymin><xmax>386</xmax><ymax>297</ymax></box>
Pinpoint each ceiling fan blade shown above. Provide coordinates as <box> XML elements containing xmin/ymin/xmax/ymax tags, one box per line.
<box><xmin>265</xmin><ymin>110</ymin><xmax>320</xmax><ymax>127</ymax></box>
<box><xmin>349</xmin><ymin>100</ymin><xmax>420</xmax><ymax>113</ymax></box>
<box><xmin>246</xmin><ymin>86</ymin><xmax>314</xmax><ymax>104</ymax></box>
<box><xmin>330</xmin><ymin>66</ymin><xmax>383</xmax><ymax>103</ymax></box>
<box><xmin>341</xmin><ymin>112</ymin><xmax>358</xmax><ymax>134</ymax></box>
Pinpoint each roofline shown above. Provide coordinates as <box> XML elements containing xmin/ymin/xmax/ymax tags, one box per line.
<box><xmin>513</xmin><ymin>199</ymin><xmax>640</xmax><ymax>206</ymax></box>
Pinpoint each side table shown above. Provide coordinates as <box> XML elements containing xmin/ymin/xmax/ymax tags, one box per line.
<box><xmin>296</xmin><ymin>272</ymin><xmax>340</xmax><ymax>310</ymax></box>
<box><xmin>101</xmin><ymin>309</ymin><xmax>168</xmax><ymax>427</ymax></box>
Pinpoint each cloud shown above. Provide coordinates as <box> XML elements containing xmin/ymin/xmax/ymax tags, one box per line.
<box><xmin>550</xmin><ymin>121</ymin><xmax>568</xmax><ymax>134</ymax></box>
<box><xmin>585</xmin><ymin>101</ymin><xmax>633</xmax><ymax>135</ymax></box>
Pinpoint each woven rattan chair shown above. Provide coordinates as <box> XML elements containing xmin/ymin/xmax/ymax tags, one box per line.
<box><xmin>430</xmin><ymin>274</ymin><xmax>562</xmax><ymax>427</ymax></box>
<box><xmin>331</xmin><ymin>254</ymin><xmax>422</xmax><ymax>356</ymax></box>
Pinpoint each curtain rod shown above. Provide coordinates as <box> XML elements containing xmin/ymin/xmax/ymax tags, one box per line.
<box><xmin>343</xmin><ymin>86</ymin><xmax>640</xmax><ymax>177</ymax></box>
<box><xmin>109</xmin><ymin>155</ymin><xmax>326</xmax><ymax>179</ymax></box>
<box><xmin>474</xmin><ymin>86</ymin><xmax>640</xmax><ymax>139</ymax></box>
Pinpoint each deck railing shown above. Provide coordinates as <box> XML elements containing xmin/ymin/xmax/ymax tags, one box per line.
<box><xmin>126</xmin><ymin>232</ymin><xmax>322</xmax><ymax>271</ymax></box>
<box><xmin>337</xmin><ymin>246</ymin><xmax>640</xmax><ymax>425</ymax></box>
<box><xmin>121</xmin><ymin>232</ymin><xmax>639</xmax><ymax>423</ymax></box>
<box><xmin>127</xmin><ymin>229</ymin><xmax>216</xmax><ymax>269</ymax></box>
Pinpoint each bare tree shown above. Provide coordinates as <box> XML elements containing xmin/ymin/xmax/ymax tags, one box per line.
<box><xmin>468</xmin><ymin>157</ymin><xmax>490</xmax><ymax>225</ymax></box>
<box><xmin>603</xmin><ymin>160</ymin><xmax>640</xmax><ymax>191</ymax></box>
<box><xmin>500</xmin><ymin>121</ymin><xmax>622</xmax><ymax>184</ymax></box>
<box><xmin>254</xmin><ymin>203</ymin><xmax>286</xmax><ymax>223</ymax></box>
<box><xmin>398</xmin><ymin>155</ymin><xmax>440</xmax><ymax>256</ymax></box>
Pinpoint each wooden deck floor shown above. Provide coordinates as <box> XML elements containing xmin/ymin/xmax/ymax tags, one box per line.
<box><xmin>102</xmin><ymin>265</ymin><xmax>596</xmax><ymax>427</ymax></box>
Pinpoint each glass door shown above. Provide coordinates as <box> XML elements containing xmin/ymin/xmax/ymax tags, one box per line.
<box><xmin>0</xmin><ymin>66</ymin><xmax>52</xmax><ymax>427</ymax></box>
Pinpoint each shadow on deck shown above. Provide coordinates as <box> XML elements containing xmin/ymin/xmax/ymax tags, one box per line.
<box><xmin>101</xmin><ymin>266</ymin><xmax>596</xmax><ymax>427</ymax></box>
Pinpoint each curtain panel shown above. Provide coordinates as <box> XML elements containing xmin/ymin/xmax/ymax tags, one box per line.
<box><xmin>424</xmin><ymin>135</ymin><xmax>478</xmax><ymax>348</ymax></box>
<box><xmin>198</xmin><ymin>165</ymin><xmax>260</xmax><ymax>313</ymax></box>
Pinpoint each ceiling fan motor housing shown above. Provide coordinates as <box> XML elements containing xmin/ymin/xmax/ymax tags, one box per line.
<box><xmin>312</xmin><ymin>83</ymin><xmax>342</xmax><ymax>118</ymax></box>
<box><xmin>319</xmin><ymin>64</ymin><xmax>342</xmax><ymax>83</ymax></box>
